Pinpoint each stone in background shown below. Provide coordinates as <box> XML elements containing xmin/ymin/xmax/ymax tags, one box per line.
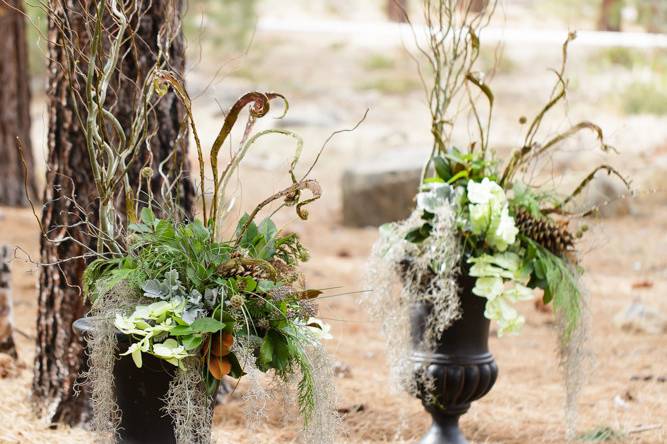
<box><xmin>342</xmin><ymin>148</ymin><xmax>427</xmax><ymax>227</ymax></box>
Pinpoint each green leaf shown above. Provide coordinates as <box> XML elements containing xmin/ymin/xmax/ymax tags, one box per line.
<box><xmin>236</xmin><ymin>214</ymin><xmax>260</xmax><ymax>248</ymax></box>
<box><xmin>259</xmin><ymin>334</ymin><xmax>274</xmax><ymax>368</ymax></box>
<box><xmin>190</xmin><ymin>317</ymin><xmax>225</xmax><ymax>334</ymax></box>
<box><xmin>227</xmin><ymin>352</ymin><xmax>245</xmax><ymax>379</ymax></box>
<box><xmin>433</xmin><ymin>156</ymin><xmax>452</xmax><ymax>181</ymax></box>
<box><xmin>447</xmin><ymin>169</ymin><xmax>469</xmax><ymax>184</ymax></box>
<box><xmin>271</xmin><ymin>333</ymin><xmax>290</xmax><ymax>371</ymax></box>
<box><xmin>258</xmin><ymin>329</ymin><xmax>291</xmax><ymax>372</ymax></box>
<box><xmin>182</xmin><ymin>335</ymin><xmax>203</xmax><ymax>350</ymax></box>
<box><xmin>257</xmin><ymin>279</ymin><xmax>275</xmax><ymax>293</ymax></box>
<box><xmin>128</xmin><ymin>223</ymin><xmax>151</xmax><ymax>234</ymax></box>
<box><xmin>170</xmin><ymin>325</ymin><xmax>193</xmax><ymax>336</ymax></box>
<box><xmin>131</xmin><ymin>347</ymin><xmax>143</xmax><ymax>368</ymax></box>
<box><xmin>140</xmin><ymin>207</ymin><xmax>156</xmax><ymax>226</ymax></box>
<box><xmin>242</xmin><ymin>276</ymin><xmax>257</xmax><ymax>293</ymax></box>
<box><xmin>258</xmin><ymin>218</ymin><xmax>278</xmax><ymax>241</ymax></box>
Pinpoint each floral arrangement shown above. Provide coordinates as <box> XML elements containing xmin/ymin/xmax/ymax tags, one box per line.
<box><xmin>86</xmin><ymin>206</ymin><xmax>329</xmax><ymax>403</ymax></box>
<box><xmin>366</xmin><ymin>1</ymin><xmax>630</xmax><ymax>437</ymax></box>
<box><xmin>80</xmin><ymin>78</ymin><xmax>338</xmax><ymax>442</ymax></box>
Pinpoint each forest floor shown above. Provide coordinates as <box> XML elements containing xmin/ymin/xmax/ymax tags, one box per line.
<box><xmin>2</xmin><ymin>2</ymin><xmax>667</xmax><ymax>443</ymax></box>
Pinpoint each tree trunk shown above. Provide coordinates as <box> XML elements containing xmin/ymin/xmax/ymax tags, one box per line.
<box><xmin>0</xmin><ymin>0</ymin><xmax>37</xmax><ymax>207</ymax></box>
<box><xmin>598</xmin><ymin>0</ymin><xmax>623</xmax><ymax>32</ymax></box>
<box><xmin>33</xmin><ymin>0</ymin><xmax>194</xmax><ymax>426</ymax></box>
<box><xmin>0</xmin><ymin>246</ymin><xmax>18</xmax><ymax>359</ymax></box>
<box><xmin>387</xmin><ymin>0</ymin><xmax>408</xmax><ymax>23</ymax></box>
<box><xmin>468</xmin><ymin>0</ymin><xmax>489</xmax><ymax>13</ymax></box>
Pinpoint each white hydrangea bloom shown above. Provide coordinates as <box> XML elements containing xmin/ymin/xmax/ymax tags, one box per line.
<box><xmin>152</xmin><ymin>338</ymin><xmax>189</xmax><ymax>367</ymax></box>
<box><xmin>468</xmin><ymin>253</ymin><xmax>534</xmax><ymax>336</ymax></box>
<box><xmin>467</xmin><ymin>178</ymin><xmax>519</xmax><ymax>252</ymax></box>
<box><xmin>467</xmin><ymin>178</ymin><xmax>505</xmax><ymax>205</ymax></box>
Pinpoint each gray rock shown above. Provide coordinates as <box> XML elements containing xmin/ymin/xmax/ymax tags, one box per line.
<box><xmin>341</xmin><ymin>149</ymin><xmax>428</xmax><ymax>227</ymax></box>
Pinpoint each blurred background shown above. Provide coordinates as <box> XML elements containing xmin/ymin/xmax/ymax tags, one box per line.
<box><xmin>1</xmin><ymin>0</ymin><xmax>666</xmax><ymax>442</ymax></box>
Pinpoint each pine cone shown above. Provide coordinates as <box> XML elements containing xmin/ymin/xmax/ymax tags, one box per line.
<box><xmin>515</xmin><ymin>208</ymin><xmax>575</xmax><ymax>256</ymax></box>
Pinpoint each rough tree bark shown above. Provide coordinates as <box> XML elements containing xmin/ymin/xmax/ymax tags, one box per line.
<box><xmin>467</xmin><ymin>0</ymin><xmax>489</xmax><ymax>13</ymax></box>
<box><xmin>0</xmin><ymin>0</ymin><xmax>37</xmax><ymax>207</ymax></box>
<box><xmin>387</xmin><ymin>0</ymin><xmax>408</xmax><ymax>22</ymax></box>
<box><xmin>598</xmin><ymin>0</ymin><xmax>623</xmax><ymax>32</ymax></box>
<box><xmin>0</xmin><ymin>246</ymin><xmax>18</xmax><ymax>359</ymax></box>
<box><xmin>33</xmin><ymin>0</ymin><xmax>194</xmax><ymax>425</ymax></box>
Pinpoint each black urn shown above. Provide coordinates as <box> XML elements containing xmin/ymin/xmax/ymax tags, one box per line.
<box><xmin>74</xmin><ymin>318</ymin><xmax>178</xmax><ymax>444</ymax></box>
<box><xmin>410</xmin><ymin>274</ymin><xmax>498</xmax><ymax>444</ymax></box>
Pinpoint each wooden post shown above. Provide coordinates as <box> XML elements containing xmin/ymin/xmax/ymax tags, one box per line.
<box><xmin>0</xmin><ymin>246</ymin><xmax>17</xmax><ymax>359</ymax></box>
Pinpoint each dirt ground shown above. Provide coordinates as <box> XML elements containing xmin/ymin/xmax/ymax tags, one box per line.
<box><xmin>2</xmin><ymin>1</ymin><xmax>667</xmax><ymax>443</ymax></box>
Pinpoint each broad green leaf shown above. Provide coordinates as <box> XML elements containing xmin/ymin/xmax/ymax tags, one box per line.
<box><xmin>170</xmin><ymin>325</ymin><xmax>194</xmax><ymax>336</ymax></box>
<box><xmin>140</xmin><ymin>207</ymin><xmax>156</xmax><ymax>225</ymax></box>
<box><xmin>433</xmin><ymin>156</ymin><xmax>452</xmax><ymax>181</ymax></box>
<box><xmin>191</xmin><ymin>317</ymin><xmax>225</xmax><ymax>334</ymax></box>
<box><xmin>182</xmin><ymin>335</ymin><xmax>203</xmax><ymax>350</ymax></box>
<box><xmin>242</xmin><ymin>276</ymin><xmax>257</xmax><ymax>293</ymax></box>
<box><xmin>258</xmin><ymin>218</ymin><xmax>278</xmax><ymax>241</ymax></box>
<box><xmin>259</xmin><ymin>334</ymin><xmax>274</xmax><ymax>368</ymax></box>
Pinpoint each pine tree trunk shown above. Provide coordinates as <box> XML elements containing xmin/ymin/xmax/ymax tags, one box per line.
<box><xmin>598</xmin><ymin>0</ymin><xmax>622</xmax><ymax>32</ymax></box>
<box><xmin>32</xmin><ymin>0</ymin><xmax>194</xmax><ymax>426</ymax></box>
<box><xmin>0</xmin><ymin>0</ymin><xmax>37</xmax><ymax>207</ymax></box>
<box><xmin>467</xmin><ymin>0</ymin><xmax>489</xmax><ymax>13</ymax></box>
<box><xmin>387</xmin><ymin>0</ymin><xmax>408</xmax><ymax>22</ymax></box>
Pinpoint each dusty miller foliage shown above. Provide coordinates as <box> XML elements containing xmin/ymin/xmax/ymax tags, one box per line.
<box><xmin>364</xmin><ymin>200</ymin><xmax>462</xmax><ymax>393</ymax></box>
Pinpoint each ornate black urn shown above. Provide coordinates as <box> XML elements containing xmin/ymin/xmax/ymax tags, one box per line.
<box><xmin>410</xmin><ymin>274</ymin><xmax>498</xmax><ymax>444</ymax></box>
<box><xmin>74</xmin><ymin>318</ymin><xmax>178</xmax><ymax>444</ymax></box>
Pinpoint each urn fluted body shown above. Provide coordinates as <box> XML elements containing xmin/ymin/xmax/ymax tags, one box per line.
<box><xmin>410</xmin><ymin>275</ymin><xmax>498</xmax><ymax>444</ymax></box>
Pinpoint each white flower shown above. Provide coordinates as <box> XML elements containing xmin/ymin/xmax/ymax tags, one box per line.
<box><xmin>469</xmin><ymin>251</ymin><xmax>534</xmax><ymax>337</ymax></box>
<box><xmin>491</xmin><ymin>207</ymin><xmax>519</xmax><ymax>251</ymax></box>
<box><xmin>151</xmin><ymin>338</ymin><xmax>189</xmax><ymax>366</ymax></box>
<box><xmin>469</xmin><ymin>201</ymin><xmax>494</xmax><ymax>235</ymax></box>
<box><xmin>467</xmin><ymin>179</ymin><xmax>518</xmax><ymax>252</ymax></box>
<box><xmin>502</xmin><ymin>283</ymin><xmax>534</xmax><ymax>302</ymax></box>
<box><xmin>472</xmin><ymin>276</ymin><xmax>504</xmax><ymax>300</ymax></box>
<box><xmin>467</xmin><ymin>178</ymin><xmax>504</xmax><ymax>205</ymax></box>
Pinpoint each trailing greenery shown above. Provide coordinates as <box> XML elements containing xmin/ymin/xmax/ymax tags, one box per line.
<box><xmin>523</xmin><ymin>237</ymin><xmax>582</xmax><ymax>343</ymax></box>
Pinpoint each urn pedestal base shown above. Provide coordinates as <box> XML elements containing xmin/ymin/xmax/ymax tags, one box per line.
<box><xmin>412</xmin><ymin>351</ymin><xmax>498</xmax><ymax>444</ymax></box>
